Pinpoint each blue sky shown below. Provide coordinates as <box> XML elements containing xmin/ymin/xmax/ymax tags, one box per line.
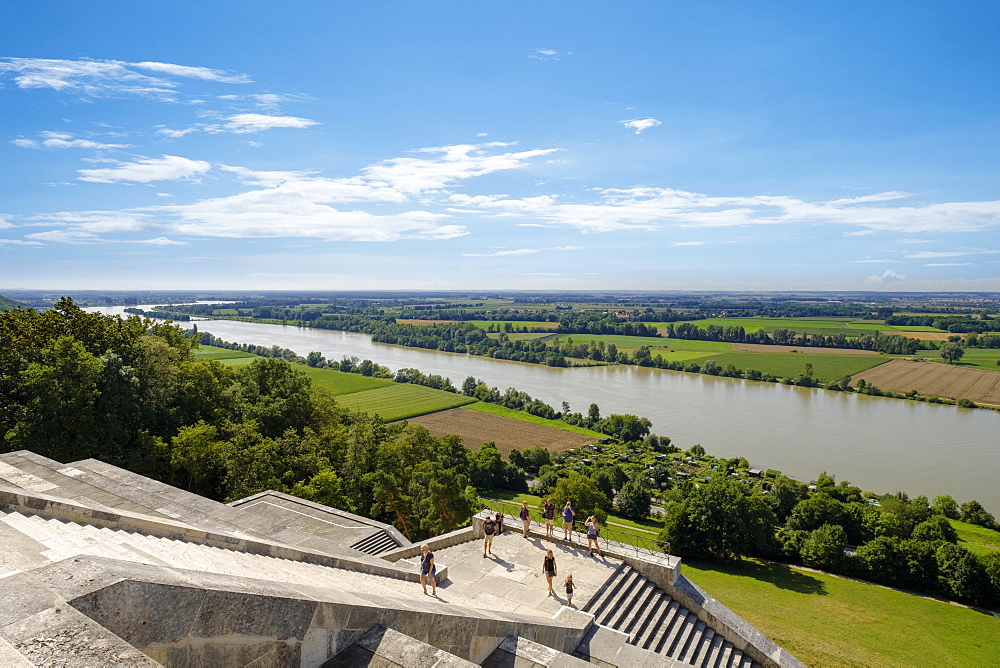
<box><xmin>2</xmin><ymin>2</ymin><xmax>999</xmax><ymax>291</ymax></box>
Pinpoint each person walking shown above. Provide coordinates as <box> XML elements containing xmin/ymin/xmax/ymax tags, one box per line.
<box><xmin>419</xmin><ymin>544</ymin><xmax>436</xmax><ymax>595</ymax></box>
<box><xmin>563</xmin><ymin>574</ymin><xmax>575</xmax><ymax>607</ymax></box>
<box><xmin>495</xmin><ymin>511</ymin><xmax>504</xmax><ymax>535</ymax></box>
<box><xmin>542</xmin><ymin>549</ymin><xmax>557</xmax><ymax>595</ymax></box>
<box><xmin>542</xmin><ymin>498</ymin><xmax>556</xmax><ymax>537</ymax></box>
<box><xmin>519</xmin><ymin>501</ymin><xmax>532</xmax><ymax>537</ymax></box>
<box><xmin>561</xmin><ymin>502</ymin><xmax>575</xmax><ymax>541</ymax></box>
<box><xmin>482</xmin><ymin>514</ymin><xmax>496</xmax><ymax>557</ymax></box>
<box><xmin>586</xmin><ymin>515</ymin><xmax>603</xmax><ymax>556</ymax></box>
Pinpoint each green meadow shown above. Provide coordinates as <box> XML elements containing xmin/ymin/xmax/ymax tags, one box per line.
<box><xmin>697</xmin><ymin>352</ymin><xmax>888</xmax><ymax>381</ymax></box>
<box><xmin>667</xmin><ymin>317</ymin><xmax>889</xmax><ymax>337</ymax></box>
<box><xmin>949</xmin><ymin>519</ymin><xmax>1000</xmax><ymax>558</ymax></box>
<box><xmin>464</xmin><ymin>402</ymin><xmax>605</xmax><ymax>438</ymax></box>
<box><xmin>551</xmin><ymin>333</ymin><xmax>732</xmax><ymax>352</ymax></box>
<box><xmin>331</xmin><ymin>383</ymin><xmax>475</xmax><ymax>421</ymax></box>
<box><xmin>915</xmin><ymin>348</ymin><xmax>1000</xmax><ymax>371</ymax></box>
<box><xmin>682</xmin><ymin>558</ymin><xmax>1000</xmax><ymax>667</ymax></box>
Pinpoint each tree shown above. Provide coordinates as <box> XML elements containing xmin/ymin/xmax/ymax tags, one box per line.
<box><xmin>939</xmin><ymin>342</ymin><xmax>965</xmax><ymax>364</ymax></box>
<box><xmin>960</xmin><ymin>500</ymin><xmax>999</xmax><ymax>530</ymax></box>
<box><xmin>911</xmin><ymin>516</ymin><xmax>959</xmax><ymax>544</ymax></box>
<box><xmin>935</xmin><ymin>543</ymin><xmax>988</xmax><ymax>603</ymax></box>
<box><xmin>305</xmin><ymin>351</ymin><xmax>326</xmax><ymax>367</ymax></box>
<box><xmin>800</xmin><ymin>524</ymin><xmax>846</xmax><ymax>571</ymax></box>
<box><xmin>931</xmin><ymin>495</ymin><xmax>960</xmax><ymax>519</ymax></box>
<box><xmin>617</xmin><ymin>476</ymin><xmax>652</xmax><ymax>519</ymax></box>
<box><xmin>552</xmin><ymin>473</ymin><xmax>610</xmax><ymax>518</ymax></box>
<box><xmin>660</xmin><ymin>477</ymin><xmax>776</xmax><ymax>560</ymax></box>
<box><xmin>787</xmin><ymin>494</ymin><xmax>849</xmax><ymax>533</ymax></box>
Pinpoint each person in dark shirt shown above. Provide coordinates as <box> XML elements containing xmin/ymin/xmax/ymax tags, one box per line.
<box><xmin>543</xmin><ymin>498</ymin><xmax>556</xmax><ymax>537</ymax></box>
<box><xmin>542</xmin><ymin>549</ymin><xmax>557</xmax><ymax>595</ymax></box>
<box><xmin>483</xmin><ymin>515</ymin><xmax>496</xmax><ymax>556</ymax></box>
<box><xmin>419</xmin><ymin>544</ymin><xmax>436</xmax><ymax>595</ymax></box>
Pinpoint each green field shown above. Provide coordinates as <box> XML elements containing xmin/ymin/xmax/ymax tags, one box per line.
<box><xmin>464</xmin><ymin>402</ymin><xmax>605</xmax><ymax>438</ymax></box>
<box><xmin>668</xmin><ymin>317</ymin><xmax>890</xmax><ymax>337</ymax></box>
<box><xmin>193</xmin><ymin>346</ymin><xmax>255</xmax><ymax>360</ymax></box>
<box><xmin>682</xmin><ymin>558</ymin><xmax>1000</xmax><ymax>667</ymax></box>
<box><xmin>552</xmin><ymin>334</ymin><xmax>732</xmax><ymax>352</ymax></box>
<box><xmin>301</xmin><ymin>366</ymin><xmax>393</xmax><ymax>395</ymax></box>
<box><xmin>915</xmin><ymin>348</ymin><xmax>1000</xmax><ymax>371</ymax></box>
<box><xmin>950</xmin><ymin>519</ymin><xmax>1000</xmax><ymax>558</ymax></box>
<box><xmin>696</xmin><ymin>352</ymin><xmax>888</xmax><ymax>382</ymax></box>
<box><xmin>486</xmin><ymin>332</ymin><xmax>554</xmax><ymax>341</ymax></box>
<box><xmin>332</xmin><ymin>383</ymin><xmax>475</xmax><ymax>421</ymax></box>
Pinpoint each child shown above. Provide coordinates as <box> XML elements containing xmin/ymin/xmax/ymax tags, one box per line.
<box><xmin>563</xmin><ymin>574</ymin><xmax>575</xmax><ymax>606</ymax></box>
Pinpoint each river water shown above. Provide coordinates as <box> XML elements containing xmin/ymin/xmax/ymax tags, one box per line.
<box><xmin>91</xmin><ymin>307</ymin><xmax>1000</xmax><ymax>514</ymax></box>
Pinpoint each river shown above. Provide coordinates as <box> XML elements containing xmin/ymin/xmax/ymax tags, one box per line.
<box><xmin>91</xmin><ymin>307</ymin><xmax>1000</xmax><ymax>514</ymax></box>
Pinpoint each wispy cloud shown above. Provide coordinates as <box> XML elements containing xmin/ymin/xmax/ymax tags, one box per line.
<box><xmin>0</xmin><ymin>238</ymin><xmax>43</xmax><ymax>246</ymax></box>
<box><xmin>671</xmin><ymin>241</ymin><xmax>704</xmax><ymax>246</ymax></box>
<box><xmin>619</xmin><ymin>117</ymin><xmax>661</xmax><ymax>135</ymax></box>
<box><xmin>904</xmin><ymin>249</ymin><xmax>1000</xmax><ymax>259</ymax></box>
<box><xmin>77</xmin><ymin>155</ymin><xmax>211</xmax><ymax>183</ymax></box>
<box><xmin>462</xmin><ymin>245</ymin><xmax>581</xmax><ymax>257</ymax></box>
<box><xmin>529</xmin><ymin>48</ymin><xmax>566</xmax><ymax>60</ymax></box>
<box><xmin>209</xmin><ymin>113</ymin><xmax>319</xmax><ymax>134</ymax></box>
<box><xmin>852</xmin><ymin>259</ymin><xmax>899</xmax><ymax>263</ymax></box>
<box><xmin>12</xmin><ymin>131</ymin><xmax>130</xmax><ymax>150</ymax></box>
<box><xmin>925</xmin><ymin>262</ymin><xmax>973</xmax><ymax>267</ymax></box>
<box><xmin>0</xmin><ymin>57</ymin><xmax>249</xmax><ymax>99</ymax></box>
<box><xmin>459</xmin><ymin>186</ymin><xmax>1000</xmax><ymax>234</ymax></box>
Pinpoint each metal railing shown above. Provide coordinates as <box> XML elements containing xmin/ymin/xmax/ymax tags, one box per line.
<box><xmin>479</xmin><ymin>497</ymin><xmax>670</xmax><ymax>558</ymax></box>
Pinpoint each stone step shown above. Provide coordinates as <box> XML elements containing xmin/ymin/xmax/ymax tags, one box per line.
<box><xmin>0</xmin><ymin>510</ymin><xmax>496</xmax><ymax>618</ymax></box>
<box><xmin>600</xmin><ymin>570</ymin><xmax>645</xmax><ymax>628</ymax></box>
<box><xmin>581</xmin><ymin>561</ymin><xmax>628</xmax><ymax>618</ymax></box>
<box><xmin>0</xmin><ymin>452</ymin><xmax>154</xmax><ymax>517</ymax></box>
<box><xmin>620</xmin><ymin>578</ymin><xmax>659</xmax><ymax>637</ymax></box>
<box><xmin>349</xmin><ymin>530</ymin><xmax>400</xmax><ymax>555</ymax></box>
<box><xmin>703</xmin><ymin>632</ymin><xmax>726</xmax><ymax>667</ymax></box>
<box><xmin>678</xmin><ymin>619</ymin><xmax>707</xmax><ymax>663</ymax></box>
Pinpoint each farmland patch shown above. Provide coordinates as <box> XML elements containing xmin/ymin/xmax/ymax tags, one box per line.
<box><xmin>851</xmin><ymin>359</ymin><xmax>1000</xmax><ymax>406</ymax></box>
<box><xmin>405</xmin><ymin>406</ymin><xmax>595</xmax><ymax>456</ymax></box>
<box><xmin>332</xmin><ymin>383</ymin><xmax>475</xmax><ymax>421</ymax></box>
<box><xmin>733</xmin><ymin>343</ymin><xmax>881</xmax><ymax>356</ymax></box>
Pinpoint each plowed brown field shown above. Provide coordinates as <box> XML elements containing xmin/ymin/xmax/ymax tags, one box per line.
<box><xmin>405</xmin><ymin>407</ymin><xmax>594</xmax><ymax>456</ymax></box>
<box><xmin>851</xmin><ymin>359</ymin><xmax>1000</xmax><ymax>406</ymax></box>
<box><xmin>733</xmin><ymin>343</ymin><xmax>880</xmax><ymax>355</ymax></box>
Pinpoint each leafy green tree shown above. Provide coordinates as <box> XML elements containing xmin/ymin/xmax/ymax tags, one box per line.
<box><xmin>935</xmin><ymin>543</ymin><xmax>988</xmax><ymax>603</ymax></box>
<box><xmin>469</xmin><ymin>442</ymin><xmax>506</xmax><ymax>490</ymax></box>
<box><xmin>939</xmin><ymin>342</ymin><xmax>965</xmax><ymax>364</ymax></box>
<box><xmin>856</xmin><ymin>536</ymin><xmax>903</xmax><ymax>585</ymax></box>
<box><xmin>787</xmin><ymin>494</ymin><xmax>849</xmax><ymax>533</ymax></box>
<box><xmin>800</xmin><ymin>524</ymin><xmax>846</xmax><ymax>571</ymax></box>
<box><xmin>593</xmin><ymin>469</ymin><xmax>615</xmax><ymax>499</ymax></box>
<box><xmin>599</xmin><ymin>414</ymin><xmax>651</xmax><ymax>442</ymax></box>
<box><xmin>911</xmin><ymin>516</ymin><xmax>959</xmax><ymax>544</ymax></box>
<box><xmin>931</xmin><ymin>494</ymin><xmax>961</xmax><ymax>519</ymax></box>
<box><xmin>552</xmin><ymin>473</ymin><xmax>610</xmax><ymax>518</ymax></box>
<box><xmin>617</xmin><ymin>476</ymin><xmax>652</xmax><ymax>519</ymax></box>
<box><xmin>960</xmin><ymin>500</ymin><xmax>999</xmax><ymax>530</ymax></box>
<box><xmin>292</xmin><ymin>469</ymin><xmax>347</xmax><ymax>509</ymax></box>
<box><xmin>769</xmin><ymin>476</ymin><xmax>806</xmax><ymax>521</ymax></box>
<box><xmin>660</xmin><ymin>477</ymin><xmax>776</xmax><ymax>560</ymax></box>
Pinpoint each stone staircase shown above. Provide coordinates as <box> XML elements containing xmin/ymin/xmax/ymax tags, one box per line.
<box><xmin>349</xmin><ymin>530</ymin><xmax>400</xmax><ymax>555</ymax></box>
<box><xmin>583</xmin><ymin>564</ymin><xmax>760</xmax><ymax>668</ymax></box>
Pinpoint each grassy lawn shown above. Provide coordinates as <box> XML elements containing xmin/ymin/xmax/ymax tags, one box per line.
<box><xmin>914</xmin><ymin>348</ymin><xmax>1000</xmax><ymax>371</ymax></box>
<box><xmin>698</xmin><ymin>351</ymin><xmax>888</xmax><ymax>382</ymax></box>
<box><xmin>682</xmin><ymin>558</ymin><xmax>1000</xmax><ymax>667</ymax></box>
<box><xmin>332</xmin><ymin>383</ymin><xmax>475</xmax><ymax>421</ymax></box>
<box><xmin>464</xmin><ymin>402</ymin><xmax>605</xmax><ymax>438</ymax></box>
<box><xmin>949</xmin><ymin>519</ymin><xmax>1000</xmax><ymax>558</ymax></box>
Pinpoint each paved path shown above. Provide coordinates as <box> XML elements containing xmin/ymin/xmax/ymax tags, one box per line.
<box><xmin>433</xmin><ymin>530</ymin><xmax>620</xmax><ymax>618</ymax></box>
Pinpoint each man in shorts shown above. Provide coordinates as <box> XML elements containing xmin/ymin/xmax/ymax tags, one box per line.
<box><xmin>562</xmin><ymin>501</ymin><xmax>575</xmax><ymax>541</ymax></box>
<box><xmin>483</xmin><ymin>514</ymin><xmax>496</xmax><ymax>556</ymax></box>
<box><xmin>543</xmin><ymin>498</ymin><xmax>556</xmax><ymax>537</ymax></box>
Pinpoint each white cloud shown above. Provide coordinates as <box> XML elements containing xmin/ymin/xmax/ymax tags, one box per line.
<box><xmin>209</xmin><ymin>113</ymin><xmax>319</xmax><ymax>134</ymax></box>
<box><xmin>925</xmin><ymin>263</ymin><xmax>973</xmax><ymax>267</ymax></box>
<box><xmin>218</xmin><ymin>165</ymin><xmax>318</xmax><ymax>187</ymax></box>
<box><xmin>904</xmin><ymin>249</ymin><xmax>1000</xmax><ymax>259</ymax></box>
<box><xmin>77</xmin><ymin>155</ymin><xmax>211</xmax><ymax>183</ymax></box>
<box><xmin>462</xmin><ymin>245</ymin><xmax>581</xmax><ymax>257</ymax></box>
<box><xmin>460</xmin><ymin>186</ymin><xmax>1000</xmax><ymax>234</ymax></box>
<box><xmin>0</xmin><ymin>57</ymin><xmax>249</xmax><ymax>99</ymax></box>
<box><xmin>619</xmin><ymin>118</ymin><xmax>662</xmax><ymax>135</ymax></box>
<box><xmin>25</xmin><ymin>229</ymin><xmax>102</xmax><ymax>244</ymax></box>
<box><xmin>129</xmin><ymin>236</ymin><xmax>185</xmax><ymax>245</ymax></box>
<box><xmin>155</xmin><ymin>126</ymin><xmax>199</xmax><ymax>138</ymax></box>
<box><xmin>12</xmin><ymin>131</ymin><xmax>129</xmax><ymax>150</ymax></box>
<box><xmin>864</xmin><ymin>269</ymin><xmax>906</xmax><ymax>286</ymax></box>
<box><xmin>671</xmin><ymin>241</ymin><xmax>705</xmax><ymax>246</ymax></box>
<box><xmin>0</xmin><ymin>214</ymin><xmax>12</xmax><ymax>229</ymax></box>
<box><xmin>0</xmin><ymin>238</ymin><xmax>43</xmax><ymax>246</ymax></box>
<box><xmin>852</xmin><ymin>259</ymin><xmax>899</xmax><ymax>263</ymax></box>
<box><xmin>529</xmin><ymin>48</ymin><xmax>564</xmax><ymax>60</ymax></box>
